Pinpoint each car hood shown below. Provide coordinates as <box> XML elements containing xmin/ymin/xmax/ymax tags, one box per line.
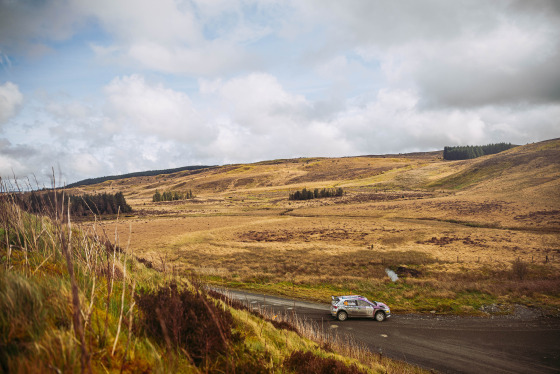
<box><xmin>376</xmin><ymin>302</ymin><xmax>389</xmax><ymax>310</ymax></box>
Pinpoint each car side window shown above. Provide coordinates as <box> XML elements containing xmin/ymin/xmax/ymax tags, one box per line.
<box><xmin>357</xmin><ymin>300</ymin><xmax>370</xmax><ymax>307</ymax></box>
<box><xmin>346</xmin><ymin>300</ymin><xmax>357</xmax><ymax>306</ymax></box>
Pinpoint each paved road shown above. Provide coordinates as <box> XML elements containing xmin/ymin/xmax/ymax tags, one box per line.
<box><xmin>218</xmin><ymin>289</ymin><xmax>560</xmax><ymax>374</ymax></box>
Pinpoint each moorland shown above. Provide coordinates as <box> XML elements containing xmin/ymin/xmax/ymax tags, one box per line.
<box><xmin>2</xmin><ymin>177</ymin><xmax>422</xmax><ymax>373</ymax></box>
<box><xmin>77</xmin><ymin>138</ymin><xmax>560</xmax><ymax>315</ymax></box>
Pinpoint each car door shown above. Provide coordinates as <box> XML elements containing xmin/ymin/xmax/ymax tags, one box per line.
<box><xmin>358</xmin><ymin>300</ymin><xmax>373</xmax><ymax>317</ymax></box>
<box><xmin>344</xmin><ymin>300</ymin><xmax>359</xmax><ymax>316</ymax></box>
<box><xmin>357</xmin><ymin>300</ymin><xmax>374</xmax><ymax>317</ymax></box>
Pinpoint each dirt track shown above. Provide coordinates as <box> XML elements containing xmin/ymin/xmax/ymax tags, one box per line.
<box><xmin>221</xmin><ymin>289</ymin><xmax>560</xmax><ymax>374</ymax></box>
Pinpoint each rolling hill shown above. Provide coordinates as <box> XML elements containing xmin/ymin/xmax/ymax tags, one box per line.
<box><xmin>68</xmin><ymin>138</ymin><xmax>559</xmax><ymax>316</ymax></box>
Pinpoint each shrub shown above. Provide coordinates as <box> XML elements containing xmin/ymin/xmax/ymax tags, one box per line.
<box><xmin>135</xmin><ymin>282</ymin><xmax>233</xmax><ymax>365</ymax></box>
<box><xmin>511</xmin><ymin>259</ymin><xmax>529</xmax><ymax>281</ymax></box>
<box><xmin>284</xmin><ymin>351</ymin><xmax>366</xmax><ymax>374</ymax></box>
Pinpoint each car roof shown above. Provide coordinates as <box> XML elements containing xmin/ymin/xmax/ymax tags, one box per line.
<box><xmin>335</xmin><ymin>295</ymin><xmax>364</xmax><ymax>299</ymax></box>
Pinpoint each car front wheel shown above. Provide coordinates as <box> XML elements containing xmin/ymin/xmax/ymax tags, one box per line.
<box><xmin>375</xmin><ymin>311</ymin><xmax>386</xmax><ymax>322</ymax></box>
<box><xmin>337</xmin><ymin>311</ymin><xmax>348</xmax><ymax>321</ymax></box>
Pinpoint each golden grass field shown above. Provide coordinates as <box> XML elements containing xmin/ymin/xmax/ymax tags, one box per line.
<box><xmin>78</xmin><ymin>139</ymin><xmax>560</xmax><ymax>314</ymax></box>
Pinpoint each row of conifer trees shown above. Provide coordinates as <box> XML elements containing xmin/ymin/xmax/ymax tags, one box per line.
<box><xmin>289</xmin><ymin>187</ymin><xmax>343</xmax><ymax>200</ymax></box>
<box><xmin>13</xmin><ymin>191</ymin><xmax>132</xmax><ymax>216</ymax></box>
<box><xmin>443</xmin><ymin>143</ymin><xmax>515</xmax><ymax>160</ymax></box>
<box><xmin>152</xmin><ymin>189</ymin><xmax>194</xmax><ymax>202</ymax></box>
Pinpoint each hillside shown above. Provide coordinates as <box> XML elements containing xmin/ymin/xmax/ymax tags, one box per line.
<box><xmin>66</xmin><ymin>165</ymin><xmax>213</xmax><ymax>188</ymax></box>
<box><xmin>0</xmin><ymin>192</ymin><xmax>423</xmax><ymax>373</ymax></box>
<box><xmin>71</xmin><ymin>139</ymin><xmax>559</xmax><ymax>316</ymax></box>
<box><xmin>75</xmin><ymin>139</ymin><xmax>559</xmax><ymax>229</ymax></box>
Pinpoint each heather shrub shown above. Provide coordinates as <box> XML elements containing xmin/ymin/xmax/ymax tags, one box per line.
<box><xmin>135</xmin><ymin>282</ymin><xmax>233</xmax><ymax>365</ymax></box>
<box><xmin>511</xmin><ymin>258</ymin><xmax>529</xmax><ymax>280</ymax></box>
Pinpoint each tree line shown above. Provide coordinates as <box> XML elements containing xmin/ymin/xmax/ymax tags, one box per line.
<box><xmin>12</xmin><ymin>191</ymin><xmax>132</xmax><ymax>216</ymax></box>
<box><xmin>153</xmin><ymin>189</ymin><xmax>194</xmax><ymax>202</ymax></box>
<box><xmin>443</xmin><ymin>143</ymin><xmax>515</xmax><ymax>160</ymax></box>
<box><xmin>289</xmin><ymin>187</ymin><xmax>343</xmax><ymax>201</ymax></box>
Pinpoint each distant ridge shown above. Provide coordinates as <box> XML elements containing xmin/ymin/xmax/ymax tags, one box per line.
<box><xmin>66</xmin><ymin>165</ymin><xmax>214</xmax><ymax>188</ymax></box>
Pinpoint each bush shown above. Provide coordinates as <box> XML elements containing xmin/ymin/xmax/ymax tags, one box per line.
<box><xmin>511</xmin><ymin>259</ymin><xmax>529</xmax><ymax>280</ymax></box>
<box><xmin>135</xmin><ymin>282</ymin><xmax>233</xmax><ymax>365</ymax></box>
<box><xmin>284</xmin><ymin>351</ymin><xmax>366</xmax><ymax>374</ymax></box>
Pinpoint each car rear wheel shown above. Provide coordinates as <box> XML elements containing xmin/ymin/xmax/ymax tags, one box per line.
<box><xmin>375</xmin><ymin>311</ymin><xmax>386</xmax><ymax>322</ymax></box>
<box><xmin>337</xmin><ymin>311</ymin><xmax>348</xmax><ymax>321</ymax></box>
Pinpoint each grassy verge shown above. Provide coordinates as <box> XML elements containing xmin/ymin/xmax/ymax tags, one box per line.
<box><xmin>202</xmin><ymin>260</ymin><xmax>560</xmax><ymax>316</ymax></box>
<box><xmin>204</xmin><ymin>277</ymin><xmax>500</xmax><ymax>315</ymax></box>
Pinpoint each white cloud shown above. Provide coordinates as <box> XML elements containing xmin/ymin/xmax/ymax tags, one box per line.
<box><xmin>203</xmin><ymin>73</ymin><xmax>310</xmax><ymax>134</ymax></box>
<box><xmin>2</xmin><ymin>71</ymin><xmax>560</xmax><ymax>185</ymax></box>
<box><xmin>0</xmin><ymin>154</ymin><xmax>26</xmax><ymax>178</ymax></box>
<box><xmin>104</xmin><ymin>74</ymin><xmax>207</xmax><ymax>142</ymax></box>
<box><xmin>76</xmin><ymin>0</ymin><xmax>201</xmax><ymax>45</ymax></box>
<box><xmin>80</xmin><ymin>0</ymin><xmax>269</xmax><ymax>75</ymax></box>
<box><xmin>126</xmin><ymin>40</ymin><xmax>250</xmax><ymax>75</ymax></box>
<box><xmin>68</xmin><ymin>153</ymin><xmax>104</xmax><ymax>177</ymax></box>
<box><xmin>332</xmin><ymin>89</ymin><xmax>559</xmax><ymax>154</ymax></box>
<box><xmin>0</xmin><ymin>82</ymin><xmax>23</xmax><ymax>125</ymax></box>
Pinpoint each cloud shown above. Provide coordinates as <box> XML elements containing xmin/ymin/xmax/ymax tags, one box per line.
<box><xmin>0</xmin><ymin>138</ymin><xmax>51</xmax><ymax>184</ymax></box>
<box><xmin>333</xmin><ymin>89</ymin><xmax>560</xmax><ymax>154</ymax></box>
<box><xmin>77</xmin><ymin>0</ymin><xmax>201</xmax><ymax>45</ymax></box>
<box><xmin>125</xmin><ymin>40</ymin><xmax>251</xmax><ymax>75</ymax></box>
<box><xmin>3</xmin><ymin>0</ymin><xmax>559</xmax><ymax>101</ymax></box>
<box><xmin>0</xmin><ymin>82</ymin><xmax>23</xmax><ymax>125</ymax></box>
<box><xmin>2</xmin><ymin>71</ymin><xmax>560</xmax><ymax>185</ymax></box>
<box><xmin>0</xmin><ymin>0</ymin><xmax>82</xmax><ymax>56</ymax></box>
<box><xmin>104</xmin><ymin>74</ymin><xmax>207</xmax><ymax>142</ymax></box>
<box><xmin>201</xmin><ymin>73</ymin><xmax>310</xmax><ymax>133</ymax></box>
<box><xmin>291</xmin><ymin>0</ymin><xmax>560</xmax><ymax>107</ymax></box>
<box><xmin>197</xmin><ymin>73</ymin><xmax>354</xmax><ymax>162</ymax></box>
<box><xmin>379</xmin><ymin>20</ymin><xmax>560</xmax><ymax>108</ymax></box>
<box><xmin>81</xmin><ymin>0</ymin><xmax>268</xmax><ymax>75</ymax></box>
<box><xmin>0</xmin><ymin>0</ymin><xmax>266</xmax><ymax>74</ymax></box>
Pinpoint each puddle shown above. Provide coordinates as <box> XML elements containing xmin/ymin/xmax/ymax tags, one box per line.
<box><xmin>385</xmin><ymin>268</ymin><xmax>399</xmax><ymax>282</ymax></box>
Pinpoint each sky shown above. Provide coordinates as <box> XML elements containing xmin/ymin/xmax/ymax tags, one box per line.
<box><xmin>1</xmin><ymin>0</ymin><xmax>559</xmax><ymax>186</ymax></box>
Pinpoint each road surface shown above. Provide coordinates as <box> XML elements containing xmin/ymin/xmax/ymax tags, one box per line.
<box><xmin>217</xmin><ymin>289</ymin><xmax>560</xmax><ymax>374</ymax></box>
